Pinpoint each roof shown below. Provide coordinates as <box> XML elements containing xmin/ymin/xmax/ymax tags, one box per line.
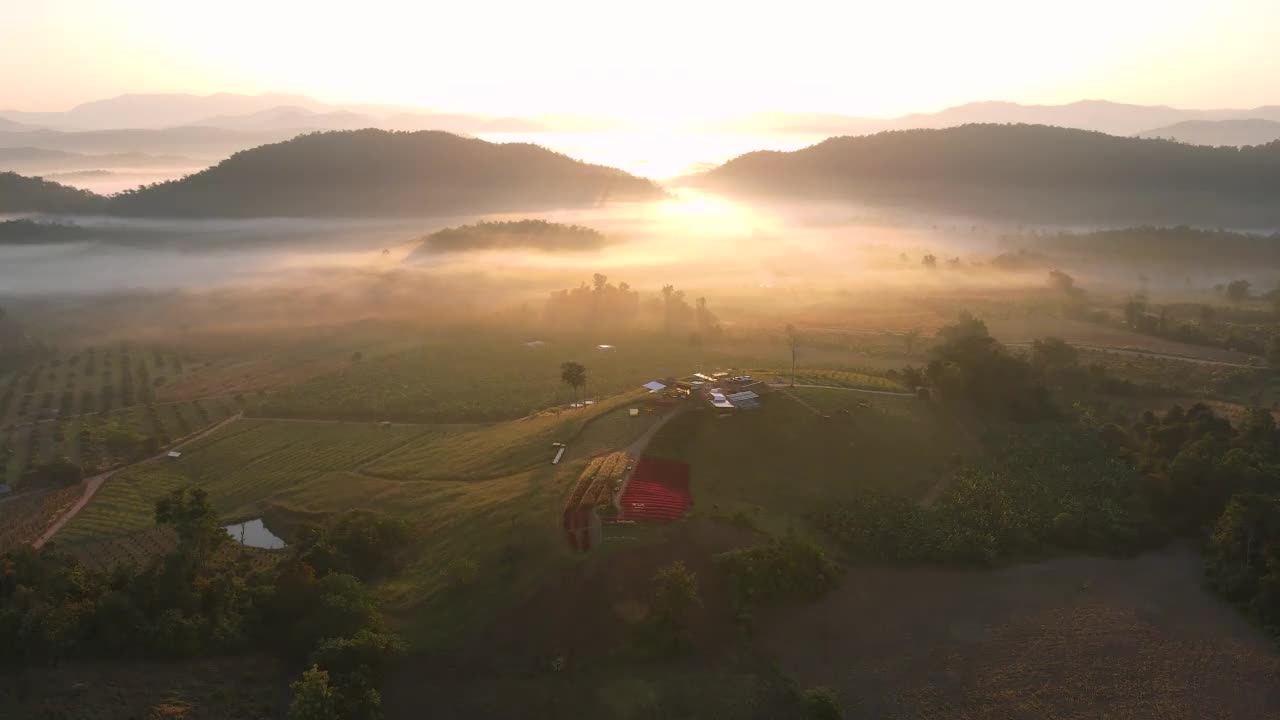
<box><xmin>693</xmin><ymin>372</ymin><xmax>715</xmax><ymax>381</ymax></box>
<box><xmin>597</xmin><ymin>344</ymin><xmax>615</xmax><ymax>350</ymax></box>
<box><xmin>525</xmin><ymin>340</ymin><xmax>546</xmax><ymax>347</ymax></box>
<box><xmin>167</xmin><ymin>451</ymin><xmax>182</xmax><ymax>458</ymax></box>
<box><xmin>0</xmin><ymin>484</ymin><xmax>10</xmax><ymax>494</ymax></box>
<box><xmin>642</xmin><ymin>381</ymin><xmax>667</xmax><ymax>392</ymax></box>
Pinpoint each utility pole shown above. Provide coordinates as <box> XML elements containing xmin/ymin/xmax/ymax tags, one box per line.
<box><xmin>785</xmin><ymin>324</ymin><xmax>798</xmax><ymax>388</ymax></box>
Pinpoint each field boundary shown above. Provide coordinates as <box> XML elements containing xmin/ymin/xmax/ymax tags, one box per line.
<box><xmin>35</xmin><ymin>412</ymin><xmax>243</xmax><ymax>549</ymax></box>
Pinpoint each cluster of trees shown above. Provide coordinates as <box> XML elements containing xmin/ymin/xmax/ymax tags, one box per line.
<box><xmin>814</xmin><ymin>424</ymin><xmax>1162</xmax><ymax>566</ymax></box>
<box><xmin>0</xmin><ymin>490</ymin><xmax>411</xmax><ymax>719</ymax></box>
<box><xmin>406</xmin><ymin>220</ymin><xmax>606</xmax><ymax>259</ymax></box>
<box><xmin>0</xmin><ymin>219</ymin><xmax>94</xmax><ymax>245</ymax></box>
<box><xmin>1013</xmin><ymin>226</ymin><xmax>1280</xmax><ymax>270</ymax></box>
<box><xmin>714</xmin><ymin>533</ymin><xmax>841</xmax><ymax>613</ymax></box>
<box><xmin>105</xmin><ymin>130</ymin><xmax>664</xmax><ymax>218</ymax></box>
<box><xmin>703</xmin><ymin>125</ymin><xmax>1280</xmax><ymax>224</ymax></box>
<box><xmin>545</xmin><ymin>274</ymin><xmax>641</xmax><ymax>333</ymax></box>
<box><xmin>543</xmin><ymin>275</ymin><xmax>720</xmax><ymax>339</ymax></box>
<box><xmin>0</xmin><ymin>172</ymin><xmax>105</xmax><ymax>214</ymax></box>
<box><xmin>902</xmin><ymin>312</ymin><xmax>1056</xmax><ymax>420</ymax></box>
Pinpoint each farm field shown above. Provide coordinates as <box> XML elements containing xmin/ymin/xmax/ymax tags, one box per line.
<box><xmin>254</xmin><ymin>331</ymin><xmax>786</xmax><ymax>423</ymax></box>
<box><xmin>644</xmin><ymin>388</ymin><xmax>974</xmax><ymax>535</ymax></box>
<box><xmin>0</xmin><ymin>343</ymin><xmax>199</xmax><ymax>427</ymax></box>
<box><xmin>763</xmin><ymin>544</ymin><xmax>1280</xmax><ymax>719</ymax></box>
<box><xmin>154</xmin><ymin>320</ymin><xmax>428</xmax><ymax>402</ymax></box>
<box><xmin>51</xmin><ymin>394</ymin><xmax>664</xmax><ymax>646</ymax></box>
<box><xmin>0</xmin><ymin>396</ymin><xmax>239</xmax><ymax>488</ymax></box>
<box><xmin>751</xmin><ymin>367</ymin><xmax>908</xmax><ymax>392</ymax></box>
<box><xmin>55</xmin><ymin>418</ymin><xmax>438</xmax><ymax>545</ymax></box>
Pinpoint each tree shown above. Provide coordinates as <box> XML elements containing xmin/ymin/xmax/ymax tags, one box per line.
<box><xmin>1030</xmin><ymin>337</ymin><xmax>1079</xmax><ymax>372</ymax></box>
<box><xmin>560</xmin><ymin>361</ymin><xmax>587</xmax><ymax>405</ymax></box>
<box><xmin>921</xmin><ymin>254</ymin><xmax>937</xmax><ymax>269</ymax></box>
<box><xmin>903</xmin><ymin>328</ymin><xmax>921</xmax><ymax>356</ymax></box>
<box><xmin>289</xmin><ymin>665</ymin><xmax>342</xmax><ymax>720</ymax></box>
<box><xmin>154</xmin><ymin>487</ymin><xmax>226</xmax><ymax>561</ymax></box>
<box><xmin>785</xmin><ymin>324</ymin><xmax>800</xmax><ymax>387</ymax></box>
<box><xmin>1226</xmin><ymin>279</ymin><xmax>1252</xmax><ymax>303</ymax></box>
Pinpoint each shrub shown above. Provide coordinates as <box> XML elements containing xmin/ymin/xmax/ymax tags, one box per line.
<box><xmin>716</xmin><ymin>533</ymin><xmax>841</xmax><ymax>608</ymax></box>
<box><xmin>800</xmin><ymin>687</ymin><xmax>843</xmax><ymax>720</ymax></box>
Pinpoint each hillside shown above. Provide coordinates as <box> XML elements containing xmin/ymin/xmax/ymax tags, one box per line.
<box><xmin>105</xmin><ymin>130</ymin><xmax>665</xmax><ymax>217</ymax></box>
<box><xmin>1004</xmin><ymin>225</ymin><xmax>1280</xmax><ymax>270</ymax></box>
<box><xmin>0</xmin><ymin>219</ymin><xmax>93</xmax><ymax>245</ymax></box>
<box><xmin>405</xmin><ymin>219</ymin><xmax>607</xmax><ymax>260</ymax></box>
<box><xmin>0</xmin><ymin>147</ymin><xmax>197</xmax><ymax>172</ymax></box>
<box><xmin>693</xmin><ymin>124</ymin><xmax>1280</xmax><ymax>224</ymax></box>
<box><xmin>0</xmin><ymin>172</ymin><xmax>106</xmax><ymax>214</ymax></box>
<box><xmin>1137</xmin><ymin>118</ymin><xmax>1280</xmax><ymax>147</ymax></box>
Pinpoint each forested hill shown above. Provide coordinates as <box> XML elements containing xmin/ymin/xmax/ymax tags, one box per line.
<box><xmin>0</xmin><ymin>172</ymin><xmax>106</xmax><ymax>214</ymax></box>
<box><xmin>405</xmin><ymin>219</ymin><xmax>606</xmax><ymax>260</ymax></box>
<box><xmin>105</xmin><ymin>129</ymin><xmax>665</xmax><ymax>217</ymax></box>
<box><xmin>693</xmin><ymin>124</ymin><xmax>1280</xmax><ymax>224</ymax></box>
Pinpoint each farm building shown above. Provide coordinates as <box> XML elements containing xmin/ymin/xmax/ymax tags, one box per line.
<box><xmin>167</xmin><ymin>451</ymin><xmax>182</xmax><ymax>459</ymax></box>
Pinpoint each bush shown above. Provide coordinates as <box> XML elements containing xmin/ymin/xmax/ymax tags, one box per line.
<box><xmin>800</xmin><ymin>687</ymin><xmax>843</xmax><ymax>720</ymax></box>
<box><xmin>715</xmin><ymin>533</ymin><xmax>841</xmax><ymax>608</ymax></box>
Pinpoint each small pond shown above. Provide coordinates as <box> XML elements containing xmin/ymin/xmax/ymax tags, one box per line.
<box><xmin>224</xmin><ymin>518</ymin><xmax>286</xmax><ymax>549</ymax></box>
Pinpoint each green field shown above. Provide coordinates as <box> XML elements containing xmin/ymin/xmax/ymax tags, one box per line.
<box><xmin>254</xmin><ymin>332</ymin><xmax>784</xmax><ymax>423</ymax></box>
<box><xmin>646</xmin><ymin>387</ymin><xmax>972</xmax><ymax>535</ymax></box>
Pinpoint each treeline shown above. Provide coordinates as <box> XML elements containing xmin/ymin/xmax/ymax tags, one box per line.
<box><xmin>0</xmin><ymin>171</ymin><xmax>105</xmax><ymax>214</ymax></box>
<box><xmin>699</xmin><ymin>124</ymin><xmax>1280</xmax><ymax>224</ymax></box>
<box><xmin>544</xmin><ymin>274</ymin><xmax>721</xmax><ymax>338</ymax></box>
<box><xmin>106</xmin><ymin>130</ymin><xmax>664</xmax><ymax>217</ymax></box>
<box><xmin>406</xmin><ymin>219</ymin><xmax>606</xmax><ymax>259</ymax></box>
<box><xmin>833</xmin><ymin>315</ymin><xmax>1280</xmax><ymax>635</ymax></box>
<box><xmin>0</xmin><ymin>491</ymin><xmax>412</xmax><ymax>718</ymax></box>
<box><xmin>0</xmin><ymin>219</ymin><xmax>93</xmax><ymax>245</ymax></box>
<box><xmin>1005</xmin><ymin>226</ymin><xmax>1280</xmax><ymax>269</ymax></box>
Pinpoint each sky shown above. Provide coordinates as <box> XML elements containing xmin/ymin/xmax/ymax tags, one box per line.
<box><xmin>3</xmin><ymin>0</ymin><xmax>1279</xmax><ymax>119</ymax></box>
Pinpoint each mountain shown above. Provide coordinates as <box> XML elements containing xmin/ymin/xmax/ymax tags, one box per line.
<box><xmin>105</xmin><ymin>129</ymin><xmax>665</xmax><ymax>217</ymax></box>
<box><xmin>692</xmin><ymin>124</ymin><xmax>1280</xmax><ymax>224</ymax></box>
<box><xmin>0</xmin><ymin>117</ymin><xmax>34</xmax><ymax>131</ymax></box>
<box><xmin>0</xmin><ymin>172</ymin><xmax>106</xmax><ymax>214</ymax></box>
<box><xmin>0</xmin><ymin>127</ymin><xmax>301</xmax><ymax>158</ymax></box>
<box><xmin>0</xmin><ymin>147</ymin><xmax>198</xmax><ymax>172</ymax></box>
<box><xmin>723</xmin><ymin>101</ymin><xmax>1280</xmax><ymax>138</ymax></box>
<box><xmin>193</xmin><ymin>106</ymin><xmax>548</xmax><ymax>134</ymax></box>
<box><xmin>0</xmin><ymin>92</ymin><xmax>330</xmax><ymax>130</ymax></box>
<box><xmin>1136</xmin><ymin>119</ymin><xmax>1280</xmax><ymax>147</ymax></box>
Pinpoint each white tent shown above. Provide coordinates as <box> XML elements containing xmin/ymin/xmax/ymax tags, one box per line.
<box><xmin>642</xmin><ymin>381</ymin><xmax>667</xmax><ymax>392</ymax></box>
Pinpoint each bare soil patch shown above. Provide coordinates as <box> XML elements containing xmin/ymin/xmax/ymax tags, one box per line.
<box><xmin>763</xmin><ymin>544</ymin><xmax>1280</xmax><ymax>719</ymax></box>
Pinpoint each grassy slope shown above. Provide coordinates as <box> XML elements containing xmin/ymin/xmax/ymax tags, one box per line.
<box><xmin>53</xmin><ymin>393</ymin><xmax>662</xmax><ymax>646</ymax></box>
<box><xmin>646</xmin><ymin>388</ymin><xmax>971</xmax><ymax>535</ymax></box>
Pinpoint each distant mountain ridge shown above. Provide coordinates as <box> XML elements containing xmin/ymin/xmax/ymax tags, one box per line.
<box><xmin>11</xmin><ymin>92</ymin><xmax>1280</xmax><ymax>141</ymax></box>
<box><xmin>0</xmin><ymin>147</ymin><xmax>198</xmax><ymax>173</ymax></box>
<box><xmin>100</xmin><ymin>129</ymin><xmax>665</xmax><ymax>217</ymax></box>
<box><xmin>693</xmin><ymin>123</ymin><xmax>1280</xmax><ymax>225</ymax></box>
<box><xmin>1136</xmin><ymin>119</ymin><xmax>1280</xmax><ymax>147</ymax></box>
<box><xmin>716</xmin><ymin>100</ymin><xmax>1280</xmax><ymax>138</ymax></box>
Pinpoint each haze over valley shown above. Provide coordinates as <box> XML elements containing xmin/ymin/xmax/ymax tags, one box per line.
<box><xmin>8</xmin><ymin>2</ymin><xmax>1280</xmax><ymax>719</ymax></box>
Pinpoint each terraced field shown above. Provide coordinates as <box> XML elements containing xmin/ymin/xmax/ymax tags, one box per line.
<box><xmin>56</xmin><ymin>419</ymin><xmax>437</xmax><ymax>545</ymax></box>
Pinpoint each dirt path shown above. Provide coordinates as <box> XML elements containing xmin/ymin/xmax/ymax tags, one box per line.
<box><xmin>612</xmin><ymin>405</ymin><xmax>691</xmax><ymax>503</ymax></box>
<box><xmin>32</xmin><ymin>412</ymin><xmax>243</xmax><ymax>549</ymax></box>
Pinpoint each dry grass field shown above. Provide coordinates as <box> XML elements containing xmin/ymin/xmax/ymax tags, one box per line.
<box><xmin>763</xmin><ymin>544</ymin><xmax>1280</xmax><ymax>719</ymax></box>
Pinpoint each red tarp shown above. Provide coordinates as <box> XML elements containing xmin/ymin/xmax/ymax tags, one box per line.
<box><xmin>619</xmin><ymin>456</ymin><xmax>691</xmax><ymax>523</ymax></box>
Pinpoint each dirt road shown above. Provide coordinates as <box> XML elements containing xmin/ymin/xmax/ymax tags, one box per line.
<box><xmin>32</xmin><ymin>412</ymin><xmax>243</xmax><ymax>549</ymax></box>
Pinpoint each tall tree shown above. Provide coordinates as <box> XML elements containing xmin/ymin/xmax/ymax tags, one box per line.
<box><xmin>560</xmin><ymin>362</ymin><xmax>587</xmax><ymax>406</ymax></box>
<box><xmin>903</xmin><ymin>328</ymin><xmax>922</xmax><ymax>356</ymax></box>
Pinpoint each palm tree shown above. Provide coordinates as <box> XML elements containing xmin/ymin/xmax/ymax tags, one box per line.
<box><xmin>560</xmin><ymin>361</ymin><xmax>587</xmax><ymax>406</ymax></box>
